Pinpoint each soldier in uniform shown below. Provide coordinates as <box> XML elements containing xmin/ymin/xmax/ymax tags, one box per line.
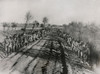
<box><xmin>4</xmin><ymin>36</ymin><xmax>10</xmax><ymax>56</ymax></box>
<box><xmin>9</xmin><ymin>36</ymin><xmax>13</xmax><ymax>54</ymax></box>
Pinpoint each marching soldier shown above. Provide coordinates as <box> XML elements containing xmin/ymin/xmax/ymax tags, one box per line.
<box><xmin>4</xmin><ymin>36</ymin><xmax>10</xmax><ymax>56</ymax></box>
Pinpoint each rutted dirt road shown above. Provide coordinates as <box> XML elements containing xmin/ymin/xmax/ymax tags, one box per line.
<box><xmin>0</xmin><ymin>38</ymin><xmax>95</xmax><ymax>74</ymax></box>
<box><xmin>0</xmin><ymin>38</ymin><xmax>48</xmax><ymax>74</ymax></box>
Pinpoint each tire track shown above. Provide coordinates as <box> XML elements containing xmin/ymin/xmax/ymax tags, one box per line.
<box><xmin>25</xmin><ymin>57</ymin><xmax>40</xmax><ymax>74</ymax></box>
<box><xmin>10</xmin><ymin>39</ymin><xmax>46</xmax><ymax>74</ymax></box>
<box><xmin>24</xmin><ymin>39</ymin><xmax>47</xmax><ymax>74</ymax></box>
<box><xmin>33</xmin><ymin>58</ymin><xmax>48</xmax><ymax>74</ymax></box>
<box><xmin>0</xmin><ymin>53</ymin><xmax>22</xmax><ymax>71</ymax></box>
<box><xmin>10</xmin><ymin>55</ymin><xmax>33</xmax><ymax>74</ymax></box>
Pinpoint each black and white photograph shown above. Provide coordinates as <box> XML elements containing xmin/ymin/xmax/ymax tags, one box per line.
<box><xmin>0</xmin><ymin>0</ymin><xmax>100</xmax><ymax>74</ymax></box>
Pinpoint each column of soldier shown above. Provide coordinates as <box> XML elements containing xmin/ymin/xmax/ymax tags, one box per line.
<box><xmin>62</xmin><ymin>33</ymin><xmax>90</xmax><ymax>64</ymax></box>
<box><xmin>3</xmin><ymin>30</ymin><xmax>43</xmax><ymax>57</ymax></box>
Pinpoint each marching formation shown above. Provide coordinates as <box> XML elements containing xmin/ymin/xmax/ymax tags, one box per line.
<box><xmin>2</xmin><ymin>28</ymin><xmax>46</xmax><ymax>56</ymax></box>
<box><xmin>62</xmin><ymin>32</ymin><xmax>90</xmax><ymax>64</ymax></box>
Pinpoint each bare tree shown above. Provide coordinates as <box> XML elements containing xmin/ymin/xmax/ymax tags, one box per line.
<box><xmin>33</xmin><ymin>20</ymin><xmax>39</xmax><ymax>28</ymax></box>
<box><xmin>24</xmin><ymin>11</ymin><xmax>33</xmax><ymax>33</ymax></box>
<box><xmin>43</xmin><ymin>17</ymin><xmax>48</xmax><ymax>27</ymax></box>
<box><xmin>3</xmin><ymin>23</ymin><xmax>10</xmax><ymax>31</ymax></box>
<box><xmin>89</xmin><ymin>24</ymin><xmax>98</xmax><ymax>41</ymax></box>
<box><xmin>77</xmin><ymin>22</ymin><xmax>83</xmax><ymax>41</ymax></box>
<box><xmin>62</xmin><ymin>24</ymin><xmax>67</xmax><ymax>33</ymax></box>
<box><xmin>67</xmin><ymin>21</ymin><xmax>83</xmax><ymax>40</ymax></box>
<box><xmin>31</xmin><ymin>20</ymin><xmax>39</xmax><ymax>33</ymax></box>
<box><xmin>11</xmin><ymin>22</ymin><xmax>17</xmax><ymax>30</ymax></box>
<box><xmin>2</xmin><ymin>23</ymin><xmax>8</xmax><ymax>31</ymax></box>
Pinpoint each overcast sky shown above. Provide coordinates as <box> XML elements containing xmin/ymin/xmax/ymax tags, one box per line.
<box><xmin>0</xmin><ymin>0</ymin><xmax>100</xmax><ymax>25</ymax></box>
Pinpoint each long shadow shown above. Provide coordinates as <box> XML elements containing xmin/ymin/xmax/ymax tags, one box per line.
<box><xmin>22</xmin><ymin>48</ymin><xmax>61</xmax><ymax>63</ymax></box>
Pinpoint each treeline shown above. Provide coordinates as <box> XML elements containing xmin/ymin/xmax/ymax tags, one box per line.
<box><xmin>2</xmin><ymin>11</ymin><xmax>49</xmax><ymax>32</ymax></box>
<box><xmin>63</xmin><ymin>22</ymin><xmax>99</xmax><ymax>42</ymax></box>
